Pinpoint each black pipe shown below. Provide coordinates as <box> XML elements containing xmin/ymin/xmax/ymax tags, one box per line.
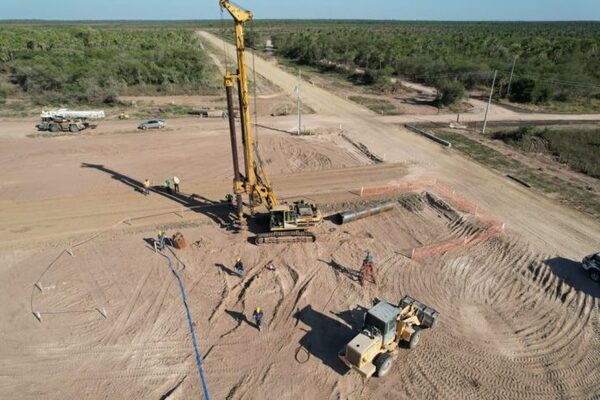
<box><xmin>337</xmin><ymin>201</ymin><xmax>395</xmax><ymax>224</ymax></box>
<box><xmin>225</xmin><ymin>84</ymin><xmax>241</xmax><ymax>182</ymax></box>
<box><xmin>237</xmin><ymin>78</ymin><xmax>248</xmax><ymax>155</ymax></box>
<box><xmin>236</xmin><ymin>75</ymin><xmax>254</xmax><ymax>210</ymax></box>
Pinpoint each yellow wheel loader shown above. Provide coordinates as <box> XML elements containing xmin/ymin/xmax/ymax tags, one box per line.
<box><xmin>339</xmin><ymin>295</ymin><xmax>439</xmax><ymax>378</ymax></box>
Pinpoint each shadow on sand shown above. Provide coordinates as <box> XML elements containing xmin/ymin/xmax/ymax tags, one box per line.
<box><xmin>319</xmin><ymin>259</ymin><xmax>361</xmax><ymax>283</ymax></box>
<box><xmin>215</xmin><ymin>263</ymin><xmax>239</xmax><ymax>276</ymax></box>
<box><xmin>545</xmin><ymin>257</ymin><xmax>599</xmax><ymax>298</ymax></box>
<box><xmin>81</xmin><ymin>162</ymin><xmax>236</xmax><ymax>229</ymax></box>
<box><xmin>293</xmin><ymin>305</ymin><xmax>358</xmax><ymax>375</ymax></box>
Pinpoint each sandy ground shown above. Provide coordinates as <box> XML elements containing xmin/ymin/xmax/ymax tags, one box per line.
<box><xmin>0</xmin><ymin>31</ymin><xmax>598</xmax><ymax>400</ymax></box>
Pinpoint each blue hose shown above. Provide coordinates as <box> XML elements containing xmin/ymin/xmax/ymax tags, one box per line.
<box><xmin>159</xmin><ymin>252</ymin><xmax>210</xmax><ymax>400</ymax></box>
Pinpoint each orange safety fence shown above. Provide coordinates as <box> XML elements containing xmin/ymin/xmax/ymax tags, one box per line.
<box><xmin>360</xmin><ymin>180</ymin><xmax>504</xmax><ymax>260</ymax></box>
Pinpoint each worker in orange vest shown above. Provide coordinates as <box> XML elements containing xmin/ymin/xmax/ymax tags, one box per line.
<box><xmin>360</xmin><ymin>251</ymin><xmax>376</xmax><ymax>285</ymax></box>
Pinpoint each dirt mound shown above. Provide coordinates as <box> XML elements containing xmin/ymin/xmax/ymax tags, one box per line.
<box><xmin>260</xmin><ymin>133</ymin><xmax>373</xmax><ymax>174</ymax></box>
<box><xmin>398</xmin><ymin>192</ymin><xmax>425</xmax><ymax>212</ymax></box>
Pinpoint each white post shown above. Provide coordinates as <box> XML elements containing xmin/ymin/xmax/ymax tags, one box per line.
<box><xmin>507</xmin><ymin>56</ymin><xmax>517</xmax><ymax>98</ymax></box>
<box><xmin>482</xmin><ymin>70</ymin><xmax>498</xmax><ymax>135</ymax></box>
<box><xmin>297</xmin><ymin>68</ymin><xmax>302</xmax><ymax>135</ymax></box>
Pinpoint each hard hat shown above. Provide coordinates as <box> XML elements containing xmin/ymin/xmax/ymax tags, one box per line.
<box><xmin>236</xmin><ymin>257</ymin><xmax>241</xmax><ymax>262</ymax></box>
<box><xmin>256</xmin><ymin>307</ymin><xmax>261</xmax><ymax>313</ymax></box>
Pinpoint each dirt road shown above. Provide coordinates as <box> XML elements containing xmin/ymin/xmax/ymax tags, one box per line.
<box><xmin>200</xmin><ymin>31</ymin><xmax>600</xmax><ymax>261</ymax></box>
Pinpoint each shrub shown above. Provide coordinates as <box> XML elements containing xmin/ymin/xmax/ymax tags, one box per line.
<box><xmin>510</xmin><ymin>78</ymin><xmax>554</xmax><ymax>104</ymax></box>
<box><xmin>435</xmin><ymin>80</ymin><xmax>465</xmax><ymax>107</ymax></box>
<box><xmin>0</xmin><ymin>27</ymin><xmax>219</xmax><ymax>106</ymax></box>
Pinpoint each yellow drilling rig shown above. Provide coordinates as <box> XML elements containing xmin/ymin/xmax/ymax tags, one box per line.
<box><xmin>219</xmin><ymin>0</ymin><xmax>322</xmax><ymax>244</ymax></box>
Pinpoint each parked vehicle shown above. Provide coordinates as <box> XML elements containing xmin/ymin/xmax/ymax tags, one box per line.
<box><xmin>582</xmin><ymin>252</ymin><xmax>600</xmax><ymax>282</ymax></box>
<box><xmin>138</xmin><ymin>119</ymin><xmax>165</xmax><ymax>130</ymax></box>
<box><xmin>36</xmin><ymin>109</ymin><xmax>104</xmax><ymax>133</ymax></box>
<box><xmin>190</xmin><ymin>108</ymin><xmax>227</xmax><ymax>118</ymax></box>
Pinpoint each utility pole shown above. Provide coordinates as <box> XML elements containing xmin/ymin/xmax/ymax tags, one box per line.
<box><xmin>297</xmin><ymin>68</ymin><xmax>302</xmax><ymax>135</ymax></box>
<box><xmin>482</xmin><ymin>70</ymin><xmax>497</xmax><ymax>135</ymax></box>
<box><xmin>507</xmin><ymin>56</ymin><xmax>517</xmax><ymax>98</ymax></box>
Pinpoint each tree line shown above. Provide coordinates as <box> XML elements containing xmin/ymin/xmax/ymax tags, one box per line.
<box><xmin>0</xmin><ymin>26</ymin><xmax>219</xmax><ymax>106</ymax></box>
<box><xmin>260</xmin><ymin>22</ymin><xmax>600</xmax><ymax>107</ymax></box>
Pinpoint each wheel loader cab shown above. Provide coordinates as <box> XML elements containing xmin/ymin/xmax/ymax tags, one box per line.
<box><xmin>364</xmin><ymin>301</ymin><xmax>401</xmax><ymax>346</ymax></box>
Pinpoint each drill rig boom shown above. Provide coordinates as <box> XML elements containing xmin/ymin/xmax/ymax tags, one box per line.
<box><xmin>220</xmin><ymin>0</ymin><xmax>322</xmax><ymax>243</ymax></box>
<box><xmin>220</xmin><ymin>0</ymin><xmax>278</xmax><ymax>215</ymax></box>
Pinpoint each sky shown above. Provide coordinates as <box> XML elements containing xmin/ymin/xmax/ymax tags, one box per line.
<box><xmin>1</xmin><ymin>0</ymin><xmax>599</xmax><ymax>21</ymax></box>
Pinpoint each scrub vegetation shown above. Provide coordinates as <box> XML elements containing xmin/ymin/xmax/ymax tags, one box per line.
<box><xmin>228</xmin><ymin>21</ymin><xmax>600</xmax><ymax>110</ymax></box>
<box><xmin>0</xmin><ymin>26</ymin><xmax>220</xmax><ymax>106</ymax></box>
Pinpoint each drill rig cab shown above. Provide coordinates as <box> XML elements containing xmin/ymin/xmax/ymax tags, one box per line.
<box><xmin>220</xmin><ymin>0</ymin><xmax>322</xmax><ymax>244</ymax></box>
<box><xmin>339</xmin><ymin>296</ymin><xmax>439</xmax><ymax>378</ymax></box>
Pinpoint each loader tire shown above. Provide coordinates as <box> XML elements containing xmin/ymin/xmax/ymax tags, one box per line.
<box><xmin>374</xmin><ymin>353</ymin><xmax>393</xmax><ymax>377</ymax></box>
<box><xmin>49</xmin><ymin>124</ymin><xmax>60</xmax><ymax>132</ymax></box>
<box><xmin>589</xmin><ymin>269</ymin><xmax>600</xmax><ymax>282</ymax></box>
<box><xmin>408</xmin><ymin>328</ymin><xmax>422</xmax><ymax>349</ymax></box>
<box><xmin>69</xmin><ymin>124</ymin><xmax>79</xmax><ymax>133</ymax></box>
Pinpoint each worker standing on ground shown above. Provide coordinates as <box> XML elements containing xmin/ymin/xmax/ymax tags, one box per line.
<box><xmin>173</xmin><ymin>176</ymin><xmax>180</xmax><ymax>193</ymax></box>
<box><xmin>164</xmin><ymin>178</ymin><xmax>172</xmax><ymax>194</ymax></box>
<box><xmin>156</xmin><ymin>230</ymin><xmax>166</xmax><ymax>251</ymax></box>
<box><xmin>234</xmin><ymin>257</ymin><xmax>244</xmax><ymax>277</ymax></box>
<box><xmin>253</xmin><ymin>307</ymin><xmax>264</xmax><ymax>331</ymax></box>
<box><xmin>225</xmin><ymin>193</ymin><xmax>234</xmax><ymax>212</ymax></box>
<box><xmin>143</xmin><ymin>179</ymin><xmax>151</xmax><ymax>196</ymax></box>
<box><xmin>360</xmin><ymin>251</ymin><xmax>376</xmax><ymax>285</ymax></box>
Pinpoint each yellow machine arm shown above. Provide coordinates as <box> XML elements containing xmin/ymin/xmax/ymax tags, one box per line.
<box><xmin>220</xmin><ymin>0</ymin><xmax>279</xmax><ymax>222</ymax></box>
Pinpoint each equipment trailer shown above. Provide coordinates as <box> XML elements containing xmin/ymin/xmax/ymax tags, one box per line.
<box><xmin>36</xmin><ymin>109</ymin><xmax>105</xmax><ymax>133</ymax></box>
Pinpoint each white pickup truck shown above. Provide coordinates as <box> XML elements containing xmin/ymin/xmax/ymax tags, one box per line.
<box><xmin>582</xmin><ymin>252</ymin><xmax>600</xmax><ymax>282</ymax></box>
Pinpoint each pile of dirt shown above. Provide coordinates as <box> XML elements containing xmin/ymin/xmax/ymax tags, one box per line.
<box><xmin>260</xmin><ymin>133</ymin><xmax>373</xmax><ymax>174</ymax></box>
<box><xmin>425</xmin><ymin>191</ymin><xmax>460</xmax><ymax>220</ymax></box>
<box><xmin>398</xmin><ymin>192</ymin><xmax>426</xmax><ymax>212</ymax></box>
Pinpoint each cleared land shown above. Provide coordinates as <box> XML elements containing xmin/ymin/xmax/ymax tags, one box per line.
<box><xmin>0</xmin><ymin>29</ymin><xmax>598</xmax><ymax>400</ymax></box>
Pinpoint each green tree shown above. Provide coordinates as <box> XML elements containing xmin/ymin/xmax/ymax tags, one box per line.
<box><xmin>510</xmin><ymin>78</ymin><xmax>553</xmax><ymax>104</ymax></box>
<box><xmin>435</xmin><ymin>80</ymin><xmax>465</xmax><ymax>106</ymax></box>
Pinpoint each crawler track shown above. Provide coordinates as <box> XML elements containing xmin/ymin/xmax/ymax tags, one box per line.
<box><xmin>255</xmin><ymin>231</ymin><xmax>316</xmax><ymax>245</ymax></box>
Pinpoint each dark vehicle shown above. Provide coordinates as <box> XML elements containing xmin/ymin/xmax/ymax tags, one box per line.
<box><xmin>138</xmin><ymin>119</ymin><xmax>166</xmax><ymax>130</ymax></box>
<box><xmin>582</xmin><ymin>252</ymin><xmax>600</xmax><ymax>282</ymax></box>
